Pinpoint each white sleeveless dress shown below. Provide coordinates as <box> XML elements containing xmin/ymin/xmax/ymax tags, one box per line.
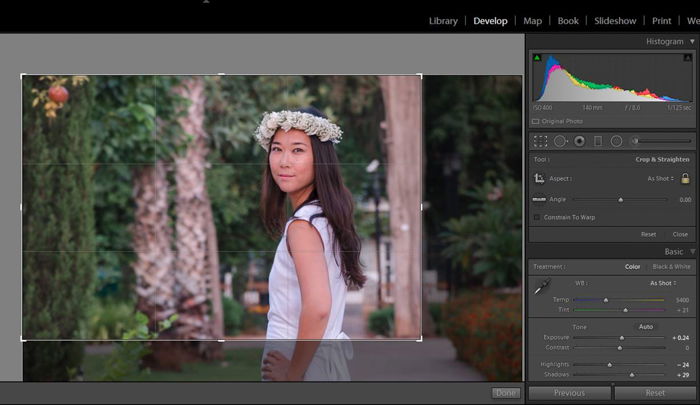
<box><xmin>260</xmin><ymin>200</ymin><xmax>354</xmax><ymax>381</ymax></box>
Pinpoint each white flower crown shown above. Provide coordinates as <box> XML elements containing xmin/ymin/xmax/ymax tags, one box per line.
<box><xmin>254</xmin><ymin>110</ymin><xmax>343</xmax><ymax>152</ymax></box>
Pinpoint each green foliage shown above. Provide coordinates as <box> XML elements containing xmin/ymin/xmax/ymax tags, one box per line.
<box><xmin>99</xmin><ymin>312</ymin><xmax>179</xmax><ymax>381</ymax></box>
<box><xmin>424</xmin><ymin>76</ymin><xmax>521</xmax><ymax>186</ymax></box>
<box><xmin>22</xmin><ymin>76</ymin><xmax>96</xmax><ymax>381</ymax></box>
<box><xmin>91</xmin><ymin>76</ymin><xmax>190</xmax><ymax>164</ymax></box>
<box><xmin>229</xmin><ymin>269</ymin><xmax>247</xmax><ymax>302</ymax></box>
<box><xmin>441</xmin><ymin>178</ymin><xmax>521</xmax><ymax>287</ymax></box>
<box><xmin>354</xmin><ymin>208</ymin><xmax>390</xmax><ymax>242</ymax></box>
<box><xmin>93</xmin><ymin>165</ymin><xmax>133</xmax><ymax>252</ymax></box>
<box><xmin>84</xmin><ymin>298</ymin><xmax>137</xmax><ymax>340</ymax></box>
<box><xmin>367</xmin><ymin>305</ymin><xmax>395</xmax><ymax>337</ymax></box>
<box><xmin>23</xmin><ymin>341</ymin><xmax>86</xmax><ymax>382</ymax></box>
<box><xmin>205</xmin><ymin>162</ymin><xmax>276</xmax><ymax>272</ymax></box>
<box><xmin>204</xmin><ymin>76</ymin><xmax>299</xmax><ymax>154</ymax></box>
<box><xmin>367</xmin><ymin>303</ymin><xmax>445</xmax><ymax>337</ymax></box>
<box><xmin>428</xmin><ymin>302</ymin><xmax>445</xmax><ymax>336</ymax></box>
<box><xmin>242</xmin><ymin>311</ymin><xmax>268</xmax><ymax>334</ymax></box>
<box><xmin>93</xmin><ymin>165</ymin><xmax>137</xmax><ymax>302</ymax></box>
<box><xmin>83</xmin><ymin>347</ymin><xmax>264</xmax><ymax>381</ymax></box>
<box><xmin>443</xmin><ymin>290</ymin><xmax>522</xmax><ymax>381</ymax></box>
<box><xmin>222</xmin><ymin>296</ymin><xmax>245</xmax><ymax>336</ymax></box>
<box><xmin>423</xmin><ymin>76</ymin><xmax>522</xmax><ymax>292</ymax></box>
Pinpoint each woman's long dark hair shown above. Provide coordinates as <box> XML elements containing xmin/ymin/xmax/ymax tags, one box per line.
<box><xmin>260</xmin><ymin>106</ymin><xmax>366</xmax><ymax>289</ymax></box>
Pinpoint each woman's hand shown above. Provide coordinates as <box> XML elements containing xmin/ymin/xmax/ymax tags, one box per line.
<box><xmin>261</xmin><ymin>350</ymin><xmax>299</xmax><ymax>381</ymax></box>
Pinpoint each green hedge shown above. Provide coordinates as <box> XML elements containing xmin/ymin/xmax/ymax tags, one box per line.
<box><xmin>367</xmin><ymin>303</ymin><xmax>446</xmax><ymax>337</ymax></box>
<box><xmin>368</xmin><ymin>306</ymin><xmax>394</xmax><ymax>336</ymax></box>
<box><xmin>443</xmin><ymin>290</ymin><xmax>521</xmax><ymax>381</ymax></box>
<box><xmin>222</xmin><ymin>296</ymin><xmax>245</xmax><ymax>336</ymax></box>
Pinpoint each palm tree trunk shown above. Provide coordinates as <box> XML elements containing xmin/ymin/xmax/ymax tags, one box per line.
<box><xmin>203</xmin><ymin>191</ymin><xmax>224</xmax><ymax>338</ymax></box>
<box><xmin>173</xmin><ymin>77</ymin><xmax>223</xmax><ymax>360</ymax></box>
<box><xmin>130</xmin><ymin>161</ymin><xmax>177</xmax><ymax>333</ymax></box>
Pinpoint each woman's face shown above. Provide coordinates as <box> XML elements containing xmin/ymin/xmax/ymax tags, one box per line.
<box><xmin>268</xmin><ymin>128</ymin><xmax>315</xmax><ymax>194</ymax></box>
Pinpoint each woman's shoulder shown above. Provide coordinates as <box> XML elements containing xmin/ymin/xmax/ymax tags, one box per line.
<box><xmin>284</xmin><ymin>200</ymin><xmax>325</xmax><ymax>235</ymax></box>
<box><xmin>292</xmin><ymin>200</ymin><xmax>323</xmax><ymax>221</ymax></box>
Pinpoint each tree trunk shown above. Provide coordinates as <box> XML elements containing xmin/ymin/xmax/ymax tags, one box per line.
<box><xmin>173</xmin><ymin>77</ymin><xmax>223</xmax><ymax>360</ymax></box>
<box><xmin>131</xmin><ymin>162</ymin><xmax>177</xmax><ymax>332</ymax></box>
<box><xmin>379</xmin><ymin>76</ymin><xmax>422</xmax><ymax>338</ymax></box>
<box><xmin>203</xmin><ymin>191</ymin><xmax>224</xmax><ymax>338</ymax></box>
<box><xmin>131</xmin><ymin>161</ymin><xmax>194</xmax><ymax>371</ymax></box>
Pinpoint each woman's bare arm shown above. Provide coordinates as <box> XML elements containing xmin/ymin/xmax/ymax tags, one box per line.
<box><xmin>285</xmin><ymin>219</ymin><xmax>332</xmax><ymax>380</ymax></box>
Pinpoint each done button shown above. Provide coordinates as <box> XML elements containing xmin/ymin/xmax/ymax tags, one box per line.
<box><xmin>491</xmin><ymin>387</ymin><xmax>520</xmax><ymax>399</ymax></box>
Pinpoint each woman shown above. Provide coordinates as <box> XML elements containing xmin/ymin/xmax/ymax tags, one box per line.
<box><xmin>256</xmin><ymin>107</ymin><xmax>366</xmax><ymax>381</ymax></box>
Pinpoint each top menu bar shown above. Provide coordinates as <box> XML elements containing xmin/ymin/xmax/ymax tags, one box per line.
<box><xmin>5</xmin><ymin>4</ymin><xmax>700</xmax><ymax>33</ymax></box>
<box><xmin>428</xmin><ymin>14</ymin><xmax>700</xmax><ymax>32</ymax></box>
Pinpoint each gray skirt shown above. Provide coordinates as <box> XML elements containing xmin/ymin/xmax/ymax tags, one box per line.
<box><xmin>260</xmin><ymin>331</ymin><xmax>353</xmax><ymax>381</ymax></box>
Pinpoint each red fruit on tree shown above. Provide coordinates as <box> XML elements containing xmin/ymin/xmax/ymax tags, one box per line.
<box><xmin>48</xmin><ymin>86</ymin><xmax>69</xmax><ymax>103</ymax></box>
